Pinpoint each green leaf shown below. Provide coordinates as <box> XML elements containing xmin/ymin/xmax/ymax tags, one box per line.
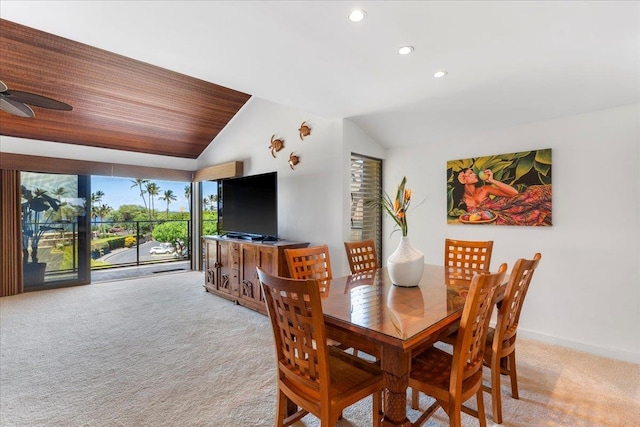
<box><xmin>535</xmin><ymin>148</ymin><xmax>552</xmax><ymax>165</ymax></box>
<box><xmin>485</xmin><ymin>160</ymin><xmax>513</xmax><ymax>175</ymax></box>
<box><xmin>514</xmin><ymin>157</ymin><xmax>534</xmax><ymax>181</ymax></box>
<box><xmin>538</xmin><ymin>172</ymin><xmax>552</xmax><ymax>185</ymax></box>
<box><xmin>447</xmin><ymin>159</ymin><xmax>472</xmax><ymax>172</ymax></box>
<box><xmin>447</xmin><ymin>187</ymin><xmax>455</xmax><ymax>213</ymax></box>
<box><xmin>447</xmin><ymin>170</ymin><xmax>454</xmax><ymax>184</ymax></box>
<box><xmin>534</xmin><ymin>161</ymin><xmax>551</xmax><ymax>176</ymax></box>
<box><xmin>511</xmin><ymin>151</ymin><xmax>531</xmax><ymax>159</ymax></box>
<box><xmin>472</xmin><ymin>156</ymin><xmax>491</xmax><ymax>171</ymax></box>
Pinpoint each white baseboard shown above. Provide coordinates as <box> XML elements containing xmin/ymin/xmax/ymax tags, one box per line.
<box><xmin>517</xmin><ymin>328</ymin><xmax>640</xmax><ymax>365</ymax></box>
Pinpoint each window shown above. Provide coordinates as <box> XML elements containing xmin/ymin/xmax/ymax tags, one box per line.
<box><xmin>21</xmin><ymin>171</ymin><xmax>90</xmax><ymax>289</ymax></box>
<box><xmin>200</xmin><ymin>180</ymin><xmax>219</xmax><ymax>269</ymax></box>
<box><xmin>349</xmin><ymin>153</ymin><xmax>382</xmax><ymax>262</ymax></box>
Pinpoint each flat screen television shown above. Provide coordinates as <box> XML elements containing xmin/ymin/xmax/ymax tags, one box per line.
<box><xmin>220</xmin><ymin>171</ymin><xmax>278</xmax><ymax>241</ymax></box>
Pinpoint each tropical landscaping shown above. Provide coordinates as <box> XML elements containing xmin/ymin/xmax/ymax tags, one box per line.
<box><xmin>90</xmin><ymin>178</ymin><xmax>218</xmax><ymax>267</ymax></box>
<box><xmin>21</xmin><ymin>172</ymin><xmax>218</xmax><ymax>286</ymax></box>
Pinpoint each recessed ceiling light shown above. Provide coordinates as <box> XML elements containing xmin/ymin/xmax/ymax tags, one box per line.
<box><xmin>398</xmin><ymin>46</ymin><xmax>414</xmax><ymax>55</ymax></box>
<box><xmin>348</xmin><ymin>9</ymin><xmax>366</xmax><ymax>22</ymax></box>
<box><xmin>433</xmin><ymin>70</ymin><xmax>448</xmax><ymax>78</ymax></box>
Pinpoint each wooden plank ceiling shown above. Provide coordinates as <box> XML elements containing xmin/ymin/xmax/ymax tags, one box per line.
<box><xmin>0</xmin><ymin>19</ymin><xmax>251</xmax><ymax>159</ymax></box>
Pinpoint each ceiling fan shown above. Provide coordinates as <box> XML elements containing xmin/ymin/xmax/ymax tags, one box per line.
<box><xmin>0</xmin><ymin>80</ymin><xmax>73</xmax><ymax>118</ymax></box>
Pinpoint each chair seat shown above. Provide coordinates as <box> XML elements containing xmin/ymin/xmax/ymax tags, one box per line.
<box><xmin>410</xmin><ymin>347</ymin><xmax>483</xmax><ymax>403</ymax></box>
<box><xmin>327</xmin><ymin>346</ymin><xmax>383</xmax><ymax>402</ymax></box>
<box><xmin>258</xmin><ymin>267</ymin><xmax>383</xmax><ymax>427</ymax></box>
<box><xmin>280</xmin><ymin>347</ymin><xmax>383</xmax><ymax>413</ymax></box>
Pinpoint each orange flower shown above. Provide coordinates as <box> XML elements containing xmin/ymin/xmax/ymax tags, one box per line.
<box><xmin>380</xmin><ymin>176</ymin><xmax>412</xmax><ymax>237</ymax></box>
<box><xmin>404</xmin><ymin>189</ymin><xmax>411</xmax><ymax>203</ymax></box>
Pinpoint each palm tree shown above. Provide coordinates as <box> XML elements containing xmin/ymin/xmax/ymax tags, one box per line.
<box><xmin>97</xmin><ymin>204</ymin><xmax>113</xmax><ymax>234</ymax></box>
<box><xmin>21</xmin><ymin>186</ymin><xmax>61</xmax><ymax>264</ymax></box>
<box><xmin>160</xmin><ymin>189</ymin><xmax>177</xmax><ymax>218</ymax></box>
<box><xmin>184</xmin><ymin>185</ymin><xmax>191</xmax><ymax>212</ymax></box>
<box><xmin>91</xmin><ymin>205</ymin><xmax>100</xmax><ymax>231</ymax></box>
<box><xmin>91</xmin><ymin>190</ymin><xmax>104</xmax><ymax>229</ymax></box>
<box><xmin>208</xmin><ymin>194</ymin><xmax>218</xmax><ymax>211</ymax></box>
<box><xmin>129</xmin><ymin>178</ymin><xmax>150</xmax><ymax>221</ymax></box>
<box><xmin>50</xmin><ymin>187</ymin><xmax>71</xmax><ymax>238</ymax></box>
<box><xmin>146</xmin><ymin>182</ymin><xmax>160</xmax><ymax>220</ymax></box>
<box><xmin>52</xmin><ymin>186</ymin><xmax>67</xmax><ymax>201</ymax></box>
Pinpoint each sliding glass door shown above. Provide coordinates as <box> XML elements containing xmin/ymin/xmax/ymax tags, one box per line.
<box><xmin>21</xmin><ymin>172</ymin><xmax>90</xmax><ymax>290</ymax></box>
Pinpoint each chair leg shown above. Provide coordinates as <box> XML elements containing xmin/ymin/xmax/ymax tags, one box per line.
<box><xmin>509</xmin><ymin>351</ymin><xmax>519</xmax><ymax>399</ymax></box>
<box><xmin>449</xmin><ymin>401</ymin><xmax>462</xmax><ymax>427</ymax></box>
<box><xmin>476</xmin><ymin>388</ymin><xmax>487</xmax><ymax>427</ymax></box>
<box><xmin>411</xmin><ymin>387</ymin><xmax>420</xmax><ymax>410</ymax></box>
<box><xmin>276</xmin><ymin>391</ymin><xmax>288</xmax><ymax>427</ymax></box>
<box><xmin>373</xmin><ymin>390</ymin><xmax>382</xmax><ymax>427</ymax></box>
<box><xmin>491</xmin><ymin>353</ymin><xmax>503</xmax><ymax>424</ymax></box>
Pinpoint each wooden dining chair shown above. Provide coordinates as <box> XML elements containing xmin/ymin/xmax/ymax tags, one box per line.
<box><xmin>444</xmin><ymin>239</ymin><xmax>494</xmax><ymax>285</ymax></box>
<box><xmin>482</xmin><ymin>253</ymin><xmax>541</xmax><ymax>424</ymax></box>
<box><xmin>409</xmin><ymin>264</ymin><xmax>507</xmax><ymax>427</ymax></box>
<box><xmin>344</xmin><ymin>239</ymin><xmax>379</xmax><ymax>274</ymax></box>
<box><xmin>284</xmin><ymin>245</ymin><xmax>332</xmax><ymax>281</ymax></box>
<box><xmin>257</xmin><ymin>267</ymin><xmax>384</xmax><ymax>427</ymax></box>
<box><xmin>285</xmin><ymin>244</ymin><xmax>370</xmax><ymax>358</ymax></box>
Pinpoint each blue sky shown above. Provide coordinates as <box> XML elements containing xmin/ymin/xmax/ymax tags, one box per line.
<box><xmin>92</xmin><ymin>176</ymin><xmax>217</xmax><ymax>212</ymax></box>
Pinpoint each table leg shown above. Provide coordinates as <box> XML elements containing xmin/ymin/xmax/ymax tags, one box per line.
<box><xmin>381</xmin><ymin>347</ymin><xmax>412</xmax><ymax>427</ymax></box>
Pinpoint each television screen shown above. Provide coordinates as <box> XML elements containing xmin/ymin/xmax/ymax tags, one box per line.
<box><xmin>220</xmin><ymin>172</ymin><xmax>278</xmax><ymax>240</ymax></box>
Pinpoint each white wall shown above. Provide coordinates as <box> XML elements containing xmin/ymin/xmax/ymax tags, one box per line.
<box><xmin>197</xmin><ymin>97</ymin><xmax>349</xmax><ymax>274</ymax></box>
<box><xmin>0</xmin><ymin>137</ymin><xmax>196</xmax><ymax>171</ymax></box>
<box><xmin>383</xmin><ymin>104</ymin><xmax>640</xmax><ymax>363</ymax></box>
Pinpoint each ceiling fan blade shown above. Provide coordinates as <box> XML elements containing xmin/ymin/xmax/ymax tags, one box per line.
<box><xmin>3</xmin><ymin>90</ymin><xmax>73</xmax><ymax>111</ymax></box>
<box><xmin>0</xmin><ymin>96</ymin><xmax>35</xmax><ymax>117</ymax></box>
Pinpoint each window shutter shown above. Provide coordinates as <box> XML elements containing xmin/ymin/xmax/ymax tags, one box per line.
<box><xmin>349</xmin><ymin>153</ymin><xmax>382</xmax><ymax>262</ymax></box>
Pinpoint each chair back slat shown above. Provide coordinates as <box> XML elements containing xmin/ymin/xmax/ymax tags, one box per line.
<box><xmin>497</xmin><ymin>253</ymin><xmax>541</xmax><ymax>347</ymax></box>
<box><xmin>453</xmin><ymin>264</ymin><xmax>507</xmax><ymax>382</ymax></box>
<box><xmin>444</xmin><ymin>239</ymin><xmax>493</xmax><ymax>285</ymax></box>
<box><xmin>285</xmin><ymin>245</ymin><xmax>333</xmax><ymax>281</ymax></box>
<box><xmin>344</xmin><ymin>240</ymin><xmax>379</xmax><ymax>274</ymax></box>
<box><xmin>258</xmin><ymin>268</ymin><xmax>329</xmax><ymax>393</ymax></box>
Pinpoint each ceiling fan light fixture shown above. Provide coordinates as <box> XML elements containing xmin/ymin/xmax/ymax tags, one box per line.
<box><xmin>398</xmin><ymin>46</ymin><xmax>414</xmax><ymax>55</ymax></box>
<box><xmin>0</xmin><ymin>97</ymin><xmax>34</xmax><ymax>117</ymax></box>
<box><xmin>0</xmin><ymin>80</ymin><xmax>72</xmax><ymax>118</ymax></box>
<box><xmin>433</xmin><ymin>70</ymin><xmax>448</xmax><ymax>78</ymax></box>
<box><xmin>348</xmin><ymin>9</ymin><xmax>366</xmax><ymax>22</ymax></box>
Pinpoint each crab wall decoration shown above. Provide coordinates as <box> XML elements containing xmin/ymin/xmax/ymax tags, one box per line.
<box><xmin>288</xmin><ymin>152</ymin><xmax>300</xmax><ymax>170</ymax></box>
<box><xmin>269</xmin><ymin>134</ymin><xmax>285</xmax><ymax>158</ymax></box>
<box><xmin>298</xmin><ymin>121</ymin><xmax>311</xmax><ymax>140</ymax></box>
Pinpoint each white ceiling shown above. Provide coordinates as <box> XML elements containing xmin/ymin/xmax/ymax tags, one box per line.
<box><xmin>2</xmin><ymin>1</ymin><xmax>639</xmax><ymax>149</ymax></box>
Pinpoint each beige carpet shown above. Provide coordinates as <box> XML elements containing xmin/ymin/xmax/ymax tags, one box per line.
<box><xmin>1</xmin><ymin>271</ymin><xmax>638</xmax><ymax>427</ymax></box>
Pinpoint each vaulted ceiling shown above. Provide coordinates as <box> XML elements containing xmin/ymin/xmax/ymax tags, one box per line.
<box><xmin>1</xmin><ymin>2</ymin><xmax>638</xmax><ymax>157</ymax></box>
<box><xmin>0</xmin><ymin>18</ymin><xmax>251</xmax><ymax>159</ymax></box>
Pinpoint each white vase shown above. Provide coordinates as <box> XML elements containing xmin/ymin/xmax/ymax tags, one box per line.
<box><xmin>387</xmin><ymin>236</ymin><xmax>424</xmax><ymax>287</ymax></box>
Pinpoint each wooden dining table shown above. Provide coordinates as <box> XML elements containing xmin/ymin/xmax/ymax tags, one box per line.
<box><xmin>320</xmin><ymin>264</ymin><xmax>505</xmax><ymax>427</ymax></box>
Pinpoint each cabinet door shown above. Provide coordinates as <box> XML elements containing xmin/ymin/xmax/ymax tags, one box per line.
<box><xmin>219</xmin><ymin>241</ymin><xmax>240</xmax><ymax>295</ymax></box>
<box><xmin>239</xmin><ymin>244</ymin><xmax>258</xmax><ymax>303</ymax></box>
<box><xmin>256</xmin><ymin>246</ymin><xmax>278</xmax><ymax>307</ymax></box>
<box><xmin>204</xmin><ymin>240</ymin><xmax>218</xmax><ymax>288</ymax></box>
<box><xmin>257</xmin><ymin>246</ymin><xmax>278</xmax><ymax>275</ymax></box>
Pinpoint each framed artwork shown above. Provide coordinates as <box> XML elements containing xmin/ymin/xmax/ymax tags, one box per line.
<box><xmin>447</xmin><ymin>148</ymin><xmax>552</xmax><ymax>226</ymax></box>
